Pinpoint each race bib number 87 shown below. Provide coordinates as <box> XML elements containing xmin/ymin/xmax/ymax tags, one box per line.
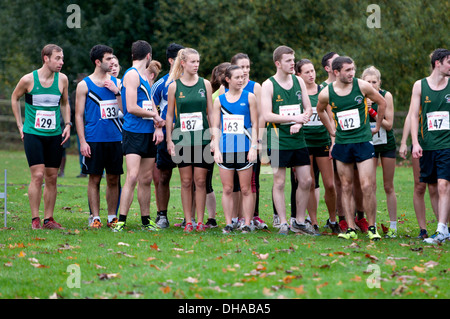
<box><xmin>180</xmin><ymin>112</ymin><xmax>203</xmax><ymax>132</ymax></box>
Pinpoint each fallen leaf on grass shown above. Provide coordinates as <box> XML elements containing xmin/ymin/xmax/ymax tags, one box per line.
<box><xmin>160</xmin><ymin>286</ymin><xmax>171</xmax><ymax>294</ymax></box>
<box><xmin>98</xmin><ymin>273</ymin><xmax>120</xmax><ymax>280</ymax></box>
<box><xmin>183</xmin><ymin>277</ymin><xmax>199</xmax><ymax>284</ymax></box>
<box><xmin>117</xmin><ymin>242</ymin><xmax>130</xmax><ymax>246</ymax></box>
<box><xmin>365</xmin><ymin>254</ymin><xmax>379</xmax><ymax>261</ymax></box>
<box><xmin>413</xmin><ymin>266</ymin><xmax>426</xmax><ymax>273</ymax></box>
<box><xmin>150</xmin><ymin>243</ymin><xmax>159</xmax><ymax>251</ymax></box>
<box><xmin>286</xmin><ymin>285</ymin><xmax>307</xmax><ymax>295</ymax></box>
<box><xmin>424</xmin><ymin>261</ymin><xmax>438</xmax><ymax>268</ymax></box>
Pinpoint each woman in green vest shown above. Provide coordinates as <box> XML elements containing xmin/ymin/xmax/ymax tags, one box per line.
<box><xmin>362</xmin><ymin>66</ymin><xmax>397</xmax><ymax>238</ymax></box>
<box><xmin>166</xmin><ymin>48</ymin><xmax>214</xmax><ymax>232</ymax></box>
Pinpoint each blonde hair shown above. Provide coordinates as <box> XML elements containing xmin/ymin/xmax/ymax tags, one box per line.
<box><xmin>167</xmin><ymin>48</ymin><xmax>199</xmax><ymax>84</ymax></box>
<box><xmin>361</xmin><ymin>65</ymin><xmax>381</xmax><ymax>82</ymax></box>
<box><xmin>147</xmin><ymin>60</ymin><xmax>162</xmax><ymax>79</ymax></box>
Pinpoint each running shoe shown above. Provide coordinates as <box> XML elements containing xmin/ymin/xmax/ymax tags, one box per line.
<box><xmin>291</xmin><ymin>219</ymin><xmax>317</xmax><ymax>235</ymax></box>
<box><xmin>252</xmin><ymin>216</ymin><xmax>268</xmax><ymax>229</ymax></box>
<box><xmin>273</xmin><ymin>215</ymin><xmax>281</xmax><ymax>228</ymax></box>
<box><xmin>222</xmin><ymin>224</ymin><xmax>233</xmax><ymax>234</ymax></box>
<box><xmin>42</xmin><ymin>217</ymin><xmax>64</xmax><ymax>230</ymax></box>
<box><xmin>423</xmin><ymin>231</ymin><xmax>447</xmax><ymax>244</ymax></box>
<box><xmin>155</xmin><ymin>215</ymin><xmax>170</xmax><ymax>228</ymax></box>
<box><xmin>339</xmin><ymin>219</ymin><xmax>348</xmax><ymax>232</ymax></box>
<box><xmin>205</xmin><ymin>218</ymin><xmax>218</xmax><ymax>228</ymax></box>
<box><xmin>325</xmin><ymin>219</ymin><xmax>342</xmax><ymax>234</ymax></box>
<box><xmin>112</xmin><ymin>221</ymin><xmax>126</xmax><ymax>232</ymax></box>
<box><xmin>367</xmin><ymin>226</ymin><xmax>381</xmax><ymax>241</ymax></box>
<box><xmin>278</xmin><ymin>223</ymin><xmax>290</xmax><ymax>235</ymax></box>
<box><xmin>241</xmin><ymin>225</ymin><xmax>252</xmax><ymax>233</ymax></box>
<box><xmin>338</xmin><ymin>228</ymin><xmax>358</xmax><ymax>240</ymax></box>
<box><xmin>384</xmin><ymin>228</ymin><xmax>397</xmax><ymax>238</ymax></box>
<box><xmin>196</xmin><ymin>222</ymin><xmax>205</xmax><ymax>232</ymax></box>
<box><xmin>90</xmin><ymin>219</ymin><xmax>102</xmax><ymax>229</ymax></box>
<box><xmin>32</xmin><ymin>218</ymin><xmax>41</xmax><ymax>230</ymax></box>
<box><xmin>107</xmin><ymin>217</ymin><xmax>118</xmax><ymax>229</ymax></box>
<box><xmin>184</xmin><ymin>222</ymin><xmax>194</xmax><ymax>233</ymax></box>
<box><xmin>142</xmin><ymin>219</ymin><xmax>161</xmax><ymax>231</ymax></box>
<box><xmin>416</xmin><ymin>229</ymin><xmax>428</xmax><ymax>239</ymax></box>
<box><xmin>355</xmin><ymin>217</ymin><xmax>369</xmax><ymax>233</ymax></box>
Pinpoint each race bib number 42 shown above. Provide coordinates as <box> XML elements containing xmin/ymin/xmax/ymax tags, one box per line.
<box><xmin>100</xmin><ymin>100</ymin><xmax>119</xmax><ymax>119</ymax></box>
<box><xmin>337</xmin><ymin>109</ymin><xmax>360</xmax><ymax>131</ymax></box>
<box><xmin>180</xmin><ymin>112</ymin><xmax>203</xmax><ymax>132</ymax></box>
<box><xmin>427</xmin><ymin>111</ymin><xmax>449</xmax><ymax>131</ymax></box>
<box><xmin>35</xmin><ymin>110</ymin><xmax>56</xmax><ymax>130</ymax></box>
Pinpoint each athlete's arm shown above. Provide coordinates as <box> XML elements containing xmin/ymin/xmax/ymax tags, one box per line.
<box><xmin>10</xmin><ymin>73</ymin><xmax>32</xmax><ymax>141</ymax></box>
<box><xmin>409</xmin><ymin>80</ymin><xmax>423</xmax><ymax>159</ymax></box>
<box><xmin>165</xmin><ymin>81</ymin><xmax>176</xmax><ymax>156</ymax></box>
<box><xmin>297</xmin><ymin>75</ymin><xmax>312</xmax><ymax>119</ymax></box>
<box><xmin>211</xmin><ymin>96</ymin><xmax>222</xmax><ymax>163</ymax></box>
<box><xmin>360</xmin><ymin>79</ymin><xmax>386</xmax><ymax>135</ymax></box>
<box><xmin>399</xmin><ymin>111</ymin><xmax>411</xmax><ymax>159</ymax></box>
<box><xmin>248</xmin><ymin>92</ymin><xmax>258</xmax><ymax>163</ymax></box>
<box><xmin>59</xmin><ymin>73</ymin><xmax>71</xmax><ymax>145</ymax></box>
<box><xmin>75</xmin><ymin>80</ymin><xmax>91</xmax><ymax>158</ymax></box>
<box><xmin>316</xmin><ymin>86</ymin><xmax>335</xmax><ymax>137</ymax></box>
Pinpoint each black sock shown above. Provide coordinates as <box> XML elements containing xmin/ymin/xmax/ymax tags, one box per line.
<box><xmin>338</xmin><ymin>216</ymin><xmax>345</xmax><ymax>222</ymax></box>
<box><xmin>43</xmin><ymin>218</ymin><xmax>50</xmax><ymax>224</ymax></box>
<box><xmin>158</xmin><ymin>210</ymin><xmax>167</xmax><ymax>216</ymax></box>
<box><xmin>356</xmin><ymin>211</ymin><xmax>364</xmax><ymax>220</ymax></box>
<box><xmin>118</xmin><ymin>214</ymin><xmax>127</xmax><ymax>222</ymax></box>
<box><xmin>141</xmin><ymin>215</ymin><xmax>150</xmax><ymax>225</ymax></box>
<box><xmin>32</xmin><ymin>217</ymin><xmax>39</xmax><ymax>222</ymax></box>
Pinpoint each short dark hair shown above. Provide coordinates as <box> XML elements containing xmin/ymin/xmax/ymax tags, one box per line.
<box><xmin>430</xmin><ymin>48</ymin><xmax>450</xmax><ymax>70</ymax></box>
<box><xmin>332</xmin><ymin>56</ymin><xmax>354</xmax><ymax>72</ymax></box>
<box><xmin>89</xmin><ymin>44</ymin><xmax>113</xmax><ymax>65</ymax></box>
<box><xmin>273</xmin><ymin>45</ymin><xmax>294</xmax><ymax>63</ymax></box>
<box><xmin>166</xmin><ymin>43</ymin><xmax>184</xmax><ymax>61</ymax></box>
<box><xmin>131</xmin><ymin>40</ymin><xmax>152</xmax><ymax>61</ymax></box>
<box><xmin>231</xmin><ymin>53</ymin><xmax>250</xmax><ymax>65</ymax></box>
<box><xmin>41</xmin><ymin>44</ymin><xmax>63</xmax><ymax>64</ymax></box>
<box><xmin>321</xmin><ymin>52</ymin><xmax>337</xmax><ymax>69</ymax></box>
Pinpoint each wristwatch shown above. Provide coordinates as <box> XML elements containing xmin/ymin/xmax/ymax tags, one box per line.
<box><xmin>65</xmin><ymin>122</ymin><xmax>73</xmax><ymax>127</ymax></box>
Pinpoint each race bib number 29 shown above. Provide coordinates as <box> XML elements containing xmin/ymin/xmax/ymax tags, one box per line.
<box><xmin>35</xmin><ymin>110</ymin><xmax>56</xmax><ymax>130</ymax></box>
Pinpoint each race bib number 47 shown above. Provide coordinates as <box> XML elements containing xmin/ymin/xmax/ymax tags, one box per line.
<box><xmin>427</xmin><ymin>111</ymin><xmax>449</xmax><ymax>131</ymax></box>
<box><xmin>180</xmin><ymin>112</ymin><xmax>203</xmax><ymax>132</ymax></box>
<box><xmin>35</xmin><ymin>110</ymin><xmax>56</xmax><ymax>130</ymax></box>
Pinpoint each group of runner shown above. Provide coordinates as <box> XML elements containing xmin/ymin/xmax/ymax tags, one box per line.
<box><xmin>10</xmin><ymin>41</ymin><xmax>450</xmax><ymax>244</ymax></box>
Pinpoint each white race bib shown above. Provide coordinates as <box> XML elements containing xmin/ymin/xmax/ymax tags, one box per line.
<box><xmin>279</xmin><ymin>104</ymin><xmax>301</xmax><ymax>125</ymax></box>
<box><xmin>35</xmin><ymin>110</ymin><xmax>56</xmax><ymax>130</ymax></box>
<box><xmin>142</xmin><ymin>100</ymin><xmax>153</xmax><ymax>120</ymax></box>
<box><xmin>304</xmin><ymin>107</ymin><xmax>323</xmax><ymax>126</ymax></box>
<box><xmin>223</xmin><ymin>114</ymin><xmax>244</xmax><ymax>134</ymax></box>
<box><xmin>337</xmin><ymin>109</ymin><xmax>360</xmax><ymax>131</ymax></box>
<box><xmin>180</xmin><ymin>112</ymin><xmax>203</xmax><ymax>132</ymax></box>
<box><xmin>100</xmin><ymin>100</ymin><xmax>119</xmax><ymax>119</ymax></box>
<box><xmin>370</xmin><ymin>122</ymin><xmax>387</xmax><ymax>145</ymax></box>
<box><xmin>427</xmin><ymin>111</ymin><xmax>449</xmax><ymax>131</ymax></box>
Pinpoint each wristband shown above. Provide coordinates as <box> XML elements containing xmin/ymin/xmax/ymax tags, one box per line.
<box><xmin>65</xmin><ymin>122</ymin><xmax>73</xmax><ymax>127</ymax></box>
<box><xmin>251</xmin><ymin>145</ymin><xmax>257</xmax><ymax>150</ymax></box>
<box><xmin>368</xmin><ymin>108</ymin><xmax>377</xmax><ymax>118</ymax></box>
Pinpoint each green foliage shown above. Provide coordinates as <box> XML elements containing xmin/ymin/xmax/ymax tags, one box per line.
<box><xmin>0</xmin><ymin>0</ymin><xmax>448</xmax><ymax>109</ymax></box>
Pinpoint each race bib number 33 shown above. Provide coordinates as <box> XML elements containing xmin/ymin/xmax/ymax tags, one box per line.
<box><xmin>100</xmin><ymin>100</ymin><xmax>119</xmax><ymax>119</ymax></box>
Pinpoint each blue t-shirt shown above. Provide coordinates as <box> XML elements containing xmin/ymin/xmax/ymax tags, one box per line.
<box><xmin>219</xmin><ymin>90</ymin><xmax>252</xmax><ymax>153</ymax></box>
<box><xmin>83</xmin><ymin>76</ymin><xmax>122</xmax><ymax>142</ymax></box>
<box><xmin>121</xmin><ymin>67</ymin><xmax>155</xmax><ymax>134</ymax></box>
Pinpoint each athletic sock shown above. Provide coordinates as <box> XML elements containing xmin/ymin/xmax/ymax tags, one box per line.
<box><xmin>356</xmin><ymin>211</ymin><xmax>364</xmax><ymax>220</ymax></box>
<box><xmin>158</xmin><ymin>210</ymin><xmax>167</xmax><ymax>216</ymax></box>
<box><xmin>118</xmin><ymin>214</ymin><xmax>127</xmax><ymax>223</ymax></box>
<box><xmin>339</xmin><ymin>216</ymin><xmax>346</xmax><ymax>222</ymax></box>
<box><xmin>437</xmin><ymin>223</ymin><xmax>448</xmax><ymax>235</ymax></box>
<box><xmin>107</xmin><ymin>215</ymin><xmax>116</xmax><ymax>222</ymax></box>
<box><xmin>389</xmin><ymin>221</ymin><xmax>397</xmax><ymax>230</ymax></box>
<box><xmin>141</xmin><ymin>215</ymin><xmax>150</xmax><ymax>226</ymax></box>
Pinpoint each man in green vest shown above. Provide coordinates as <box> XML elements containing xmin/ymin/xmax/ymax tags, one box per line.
<box><xmin>261</xmin><ymin>45</ymin><xmax>314</xmax><ymax>235</ymax></box>
<box><xmin>11</xmin><ymin>44</ymin><xmax>71</xmax><ymax>230</ymax></box>
<box><xmin>410</xmin><ymin>48</ymin><xmax>450</xmax><ymax>244</ymax></box>
<box><xmin>316</xmin><ymin>56</ymin><xmax>386</xmax><ymax>240</ymax></box>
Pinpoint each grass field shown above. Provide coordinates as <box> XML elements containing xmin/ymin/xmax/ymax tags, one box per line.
<box><xmin>0</xmin><ymin>150</ymin><xmax>448</xmax><ymax>300</ymax></box>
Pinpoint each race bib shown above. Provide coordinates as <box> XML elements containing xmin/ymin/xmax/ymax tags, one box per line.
<box><xmin>337</xmin><ymin>109</ymin><xmax>360</xmax><ymax>131</ymax></box>
<box><xmin>427</xmin><ymin>111</ymin><xmax>449</xmax><ymax>131</ymax></box>
<box><xmin>370</xmin><ymin>122</ymin><xmax>387</xmax><ymax>145</ymax></box>
<box><xmin>100</xmin><ymin>100</ymin><xmax>119</xmax><ymax>119</ymax></box>
<box><xmin>279</xmin><ymin>104</ymin><xmax>301</xmax><ymax>125</ymax></box>
<box><xmin>223</xmin><ymin>114</ymin><xmax>244</xmax><ymax>134</ymax></box>
<box><xmin>304</xmin><ymin>107</ymin><xmax>323</xmax><ymax>126</ymax></box>
<box><xmin>180</xmin><ymin>112</ymin><xmax>203</xmax><ymax>132</ymax></box>
<box><xmin>142</xmin><ymin>100</ymin><xmax>153</xmax><ymax>120</ymax></box>
<box><xmin>35</xmin><ymin>110</ymin><xmax>56</xmax><ymax>130</ymax></box>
